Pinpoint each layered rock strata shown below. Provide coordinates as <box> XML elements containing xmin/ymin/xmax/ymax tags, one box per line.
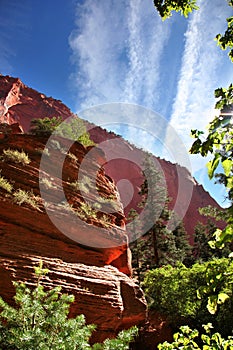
<box><xmin>0</xmin><ymin>132</ymin><xmax>147</xmax><ymax>341</ymax></box>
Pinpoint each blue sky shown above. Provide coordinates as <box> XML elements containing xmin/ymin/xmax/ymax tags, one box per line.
<box><xmin>0</xmin><ymin>0</ymin><xmax>232</xmax><ymax>207</ymax></box>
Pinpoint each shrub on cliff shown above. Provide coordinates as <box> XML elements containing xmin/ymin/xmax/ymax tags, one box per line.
<box><xmin>29</xmin><ymin>116</ymin><xmax>95</xmax><ymax>147</ymax></box>
<box><xmin>0</xmin><ymin>262</ymin><xmax>137</xmax><ymax>350</ymax></box>
<box><xmin>1</xmin><ymin>149</ymin><xmax>30</xmax><ymax>165</ymax></box>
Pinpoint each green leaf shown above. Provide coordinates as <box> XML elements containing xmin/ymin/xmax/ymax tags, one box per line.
<box><xmin>207</xmin><ymin>295</ymin><xmax>218</xmax><ymax>314</ymax></box>
<box><xmin>216</xmin><ymin>226</ymin><xmax>233</xmax><ymax>247</ymax></box>
<box><xmin>222</xmin><ymin>159</ymin><xmax>232</xmax><ymax>177</ymax></box>
<box><xmin>217</xmin><ymin>292</ymin><xmax>229</xmax><ymax>304</ymax></box>
<box><xmin>207</xmin><ymin>154</ymin><xmax>220</xmax><ymax>179</ymax></box>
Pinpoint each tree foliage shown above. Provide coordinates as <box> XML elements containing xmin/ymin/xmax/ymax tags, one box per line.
<box><xmin>30</xmin><ymin>116</ymin><xmax>63</xmax><ymax>136</ymax></box>
<box><xmin>153</xmin><ymin>0</ymin><xmax>199</xmax><ymax>20</ymax></box>
<box><xmin>192</xmin><ymin>220</ymin><xmax>231</xmax><ymax>263</ymax></box>
<box><xmin>29</xmin><ymin>116</ymin><xmax>95</xmax><ymax>147</ymax></box>
<box><xmin>129</xmin><ymin>155</ymin><xmax>191</xmax><ymax>283</ymax></box>
<box><xmin>158</xmin><ymin>324</ymin><xmax>233</xmax><ymax>350</ymax></box>
<box><xmin>215</xmin><ymin>0</ymin><xmax>233</xmax><ymax>62</ymax></box>
<box><xmin>0</xmin><ymin>263</ymin><xmax>137</xmax><ymax>350</ymax></box>
<box><xmin>143</xmin><ymin>258</ymin><xmax>233</xmax><ymax>336</ymax></box>
<box><xmin>190</xmin><ymin>102</ymin><xmax>233</xmax><ymax>248</ymax></box>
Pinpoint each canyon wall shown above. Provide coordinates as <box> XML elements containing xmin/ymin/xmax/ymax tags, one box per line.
<box><xmin>0</xmin><ymin>75</ymin><xmax>223</xmax><ymax>242</ymax></box>
<box><xmin>0</xmin><ymin>132</ymin><xmax>147</xmax><ymax>342</ymax></box>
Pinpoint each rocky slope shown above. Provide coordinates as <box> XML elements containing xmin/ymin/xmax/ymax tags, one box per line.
<box><xmin>0</xmin><ymin>132</ymin><xmax>147</xmax><ymax>342</ymax></box>
<box><xmin>0</xmin><ymin>74</ymin><xmax>224</xmax><ymax>242</ymax></box>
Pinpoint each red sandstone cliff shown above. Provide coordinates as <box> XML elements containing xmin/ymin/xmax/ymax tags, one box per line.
<box><xmin>0</xmin><ymin>75</ymin><xmax>223</xmax><ymax>242</ymax></box>
<box><xmin>0</xmin><ymin>75</ymin><xmax>72</xmax><ymax>131</ymax></box>
<box><xmin>0</xmin><ymin>132</ymin><xmax>147</xmax><ymax>342</ymax></box>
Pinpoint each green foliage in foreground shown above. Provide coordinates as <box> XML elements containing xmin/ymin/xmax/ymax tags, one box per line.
<box><xmin>0</xmin><ymin>263</ymin><xmax>137</xmax><ymax>350</ymax></box>
<box><xmin>143</xmin><ymin>258</ymin><xmax>233</xmax><ymax>336</ymax></box>
<box><xmin>158</xmin><ymin>324</ymin><xmax>233</xmax><ymax>350</ymax></box>
<box><xmin>190</xmin><ymin>97</ymin><xmax>233</xmax><ymax>249</ymax></box>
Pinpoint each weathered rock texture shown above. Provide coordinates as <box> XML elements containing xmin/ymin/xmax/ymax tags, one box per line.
<box><xmin>0</xmin><ymin>75</ymin><xmax>224</xmax><ymax>242</ymax></box>
<box><xmin>0</xmin><ymin>256</ymin><xmax>146</xmax><ymax>343</ymax></box>
<box><xmin>0</xmin><ymin>133</ymin><xmax>131</xmax><ymax>271</ymax></box>
<box><xmin>0</xmin><ymin>133</ymin><xmax>147</xmax><ymax>341</ymax></box>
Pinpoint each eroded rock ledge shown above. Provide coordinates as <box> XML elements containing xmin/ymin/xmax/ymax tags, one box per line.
<box><xmin>0</xmin><ymin>256</ymin><xmax>146</xmax><ymax>343</ymax></box>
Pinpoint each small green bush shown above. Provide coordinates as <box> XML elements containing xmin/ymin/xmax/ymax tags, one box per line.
<box><xmin>13</xmin><ymin>189</ymin><xmax>40</xmax><ymax>210</ymax></box>
<box><xmin>2</xmin><ymin>148</ymin><xmax>30</xmax><ymax>165</ymax></box>
<box><xmin>0</xmin><ymin>173</ymin><xmax>13</xmax><ymax>193</ymax></box>
<box><xmin>40</xmin><ymin>177</ymin><xmax>57</xmax><ymax>190</ymax></box>
<box><xmin>29</xmin><ymin>116</ymin><xmax>63</xmax><ymax>136</ymax></box>
<box><xmin>29</xmin><ymin>116</ymin><xmax>95</xmax><ymax>147</ymax></box>
<box><xmin>77</xmin><ymin>202</ymin><xmax>98</xmax><ymax>221</ymax></box>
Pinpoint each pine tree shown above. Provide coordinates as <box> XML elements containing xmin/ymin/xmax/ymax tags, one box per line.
<box><xmin>129</xmin><ymin>154</ymin><xmax>191</xmax><ymax>282</ymax></box>
<box><xmin>138</xmin><ymin>154</ymin><xmax>168</xmax><ymax>267</ymax></box>
<box><xmin>0</xmin><ymin>262</ymin><xmax>137</xmax><ymax>350</ymax></box>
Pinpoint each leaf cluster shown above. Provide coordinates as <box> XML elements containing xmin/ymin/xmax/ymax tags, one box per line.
<box><xmin>29</xmin><ymin>116</ymin><xmax>95</xmax><ymax>147</ymax></box>
<box><xmin>1</xmin><ymin>149</ymin><xmax>31</xmax><ymax>165</ymax></box>
<box><xmin>158</xmin><ymin>324</ymin><xmax>233</xmax><ymax>349</ymax></box>
<box><xmin>30</xmin><ymin>117</ymin><xmax>63</xmax><ymax>137</ymax></box>
<box><xmin>192</xmin><ymin>220</ymin><xmax>231</xmax><ymax>263</ymax></box>
<box><xmin>153</xmin><ymin>0</ymin><xmax>198</xmax><ymax>19</ymax></box>
<box><xmin>143</xmin><ymin>258</ymin><xmax>233</xmax><ymax>335</ymax></box>
<box><xmin>0</xmin><ymin>172</ymin><xmax>13</xmax><ymax>193</ymax></box>
<box><xmin>215</xmin><ymin>1</ymin><xmax>233</xmax><ymax>62</ymax></box>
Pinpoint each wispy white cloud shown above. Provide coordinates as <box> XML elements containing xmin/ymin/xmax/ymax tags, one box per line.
<box><xmin>124</xmin><ymin>0</ymin><xmax>171</xmax><ymax>108</ymax></box>
<box><xmin>69</xmin><ymin>0</ymin><xmax>233</xmax><ymax>203</ymax></box>
<box><xmin>169</xmin><ymin>0</ymin><xmax>233</xmax><ymax>172</ymax></box>
<box><xmin>69</xmin><ymin>0</ymin><xmax>129</xmax><ymax>108</ymax></box>
<box><xmin>69</xmin><ymin>0</ymin><xmax>171</xmax><ymax>112</ymax></box>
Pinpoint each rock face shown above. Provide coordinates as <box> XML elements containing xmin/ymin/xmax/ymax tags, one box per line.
<box><xmin>0</xmin><ymin>256</ymin><xmax>146</xmax><ymax>343</ymax></box>
<box><xmin>0</xmin><ymin>75</ymin><xmax>72</xmax><ymax>131</ymax></box>
<box><xmin>0</xmin><ymin>132</ymin><xmax>147</xmax><ymax>341</ymax></box>
<box><xmin>0</xmin><ymin>74</ymin><xmax>224</xmax><ymax>242</ymax></box>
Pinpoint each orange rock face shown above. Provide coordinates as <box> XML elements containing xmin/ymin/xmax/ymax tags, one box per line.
<box><xmin>0</xmin><ymin>132</ymin><xmax>147</xmax><ymax>341</ymax></box>
<box><xmin>0</xmin><ymin>257</ymin><xmax>146</xmax><ymax>343</ymax></box>
<box><xmin>0</xmin><ymin>75</ymin><xmax>72</xmax><ymax>131</ymax></box>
